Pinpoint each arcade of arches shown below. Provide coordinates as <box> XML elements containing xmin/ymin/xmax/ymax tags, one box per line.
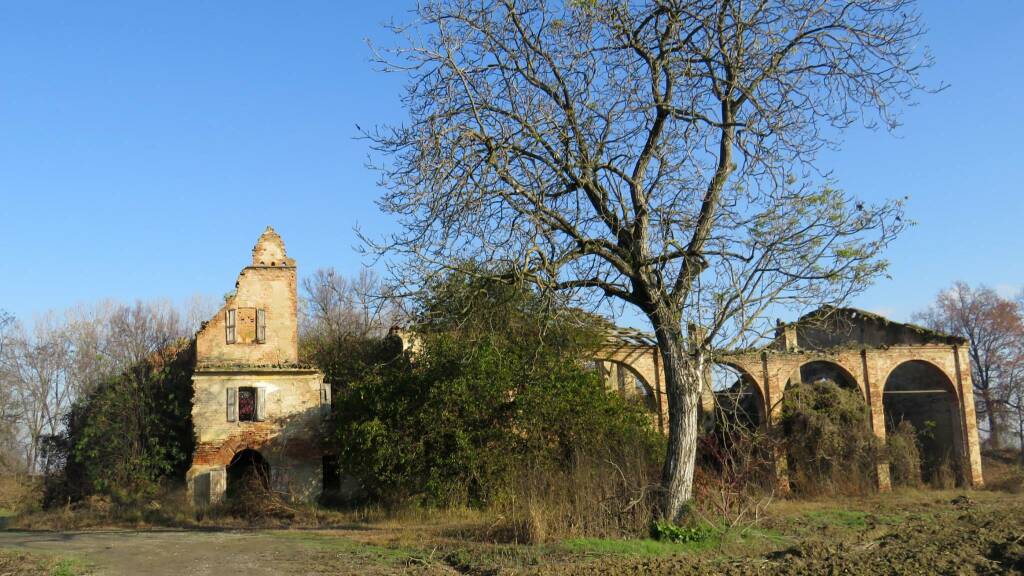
<box><xmin>593</xmin><ymin>308</ymin><xmax>984</xmax><ymax>490</ymax></box>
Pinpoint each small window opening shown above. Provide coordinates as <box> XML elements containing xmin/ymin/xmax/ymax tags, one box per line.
<box><xmin>238</xmin><ymin>387</ymin><xmax>257</xmax><ymax>421</ymax></box>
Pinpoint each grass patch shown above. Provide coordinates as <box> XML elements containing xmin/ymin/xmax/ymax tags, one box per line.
<box><xmin>0</xmin><ymin>550</ymin><xmax>85</xmax><ymax>576</ymax></box>
<box><xmin>803</xmin><ymin>509</ymin><xmax>902</xmax><ymax>528</ymax></box>
<box><xmin>562</xmin><ymin>535</ymin><xmax>719</xmax><ymax>556</ymax></box>
<box><xmin>50</xmin><ymin>559</ymin><xmax>81</xmax><ymax>576</ymax></box>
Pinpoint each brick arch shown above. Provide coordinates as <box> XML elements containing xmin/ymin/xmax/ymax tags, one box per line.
<box><xmin>213</xmin><ymin>437</ymin><xmax>270</xmax><ymax>467</ymax></box>
<box><xmin>781</xmin><ymin>357</ymin><xmax>866</xmax><ymax>399</ymax></box>
<box><xmin>881</xmin><ymin>358</ymin><xmax>967</xmax><ymax>486</ymax></box>
<box><xmin>879</xmin><ymin>357</ymin><xmax>959</xmax><ymax>401</ymax></box>
<box><xmin>592</xmin><ymin>345</ymin><xmax>667</xmax><ymax>431</ymax></box>
<box><xmin>711</xmin><ymin>359</ymin><xmax>768</xmax><ymax>425</ymax></box>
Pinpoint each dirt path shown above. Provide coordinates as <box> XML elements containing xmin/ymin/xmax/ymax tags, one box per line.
<box><xmin>3</xmin><ymin>492</ymin><xmax>1024</xmax><ymax>575</ymax></box>
<box><xmin>0</xmin><ymin>529</ymin><xmax>454</xmax><ymax>576</ymax></box>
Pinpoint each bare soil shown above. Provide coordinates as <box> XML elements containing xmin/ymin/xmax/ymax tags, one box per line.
<box><xmin>1</xmin><ymin>490</ymin><xmax>1022</xmax><ymax>575</ymax></box>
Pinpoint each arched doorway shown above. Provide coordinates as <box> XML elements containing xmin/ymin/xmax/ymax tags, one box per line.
<box><xmin>226</xmin><ymin>449</ymin><xmax>271</xmax><ymax>500</ymax></box>
<box><xmin>703</xmin><ymin>363</ymin><xmax>772</xmax><ymax>487</ymax></box>
<box><xmin>883</xmin><ymin>360</ymin><xmax>964</xmax><ymax>487</ymax></box>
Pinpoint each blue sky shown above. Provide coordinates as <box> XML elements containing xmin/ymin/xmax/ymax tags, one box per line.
<box><xmin>1</xmin><ymin>1</ymin><xmax>1021</xmax><ymax>328</ymax></box>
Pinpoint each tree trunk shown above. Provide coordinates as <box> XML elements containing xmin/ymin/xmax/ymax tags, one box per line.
<box><xmin>652</xmin><ymin>320</ymin><xmax>705</xmax><ymax>522</ymax></box>
<box><xmin>980</xmin><ymin>387</ymin><xmax>1001</xmax><ymax>449</ymax></box>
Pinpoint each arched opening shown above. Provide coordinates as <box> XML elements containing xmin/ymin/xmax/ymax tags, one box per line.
<box><xmin>780</xmin><ymin>360</ymin><xmax>875</xmax><ymax>494</ymax></box>
<box><xmin>883</xmin><ymin>360</ymin><xmax>964</xmax><ymax>488</ymax></box>
<box><xmin>711</xmin><ymin>363</ymin><xmax>765</xmax><ymax>430</ymax></box>
<box><xmin>226</xmin><ymin>448</ymin><xmax>271</xmax><ymax>500</ymax></box>
<box><xmin>701</xmin><ymin>363</ymin><xmax>772</xmax><ymax>487</ymax></box>
<box><xmin>594</xmin><ymin>360</ymin><xmax>659</xmax><ymax>414</ymax></box>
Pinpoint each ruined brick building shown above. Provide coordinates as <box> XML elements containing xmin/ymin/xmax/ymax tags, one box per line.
<box><xmin>187</xmin><ymin>227</ymin><xmax>329</xmax><ymax>506</ymax></box>
<box><xmin>595</xmin><ymin>309</ymin><xmax>985</xmax><ymax>489</ymax></box>
<box><xmin>187</xmin><ymin>228</ymin><xmax>982</xmax><ymax>505</ymax></box>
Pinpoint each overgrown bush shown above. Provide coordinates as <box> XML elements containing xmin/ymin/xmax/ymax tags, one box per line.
<box><xmin>43</xmin><ymin>342</ymin><xmax>195</xmax><ymax>506</ymax></box>
<box><xmin>319</xmin><ymin>272</ymin><xmax>664</xmax><ymax>539</ymax></box>
<box><xmin>886</xmin><ymin>420</ymin><xmax>923</xmax><ymax>487</ymax></box>
<box><xmin>777</xmin><ymin>379</ymin><xmax>879</xmax><ymax>495</ymax></box>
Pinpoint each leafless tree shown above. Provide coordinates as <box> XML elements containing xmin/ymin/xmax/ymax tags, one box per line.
<box><xmin>4</xmin><ymin>314</ymin><xmax>73</xmax><ymax>474</ymax></box>
<box><xmin>183</xmin><ymin>293</ymin><xmax>221</xmax><ymax>336</ymax></box>
<box><xmin>914</xmin><ymin>283</ymin><xmax>1024</xmax><ymax>450</ymax></box>
<box><xmin>0</xmin><ymin>310</ymin><xmax>21</xmax><ymax>472</ymax></box>
<box><xmin>365</xmin><ymin>0</ymin><xmax>929</xmax><ymax>519</ymax></box>
<box><xmin>300</xmin><ymin>267</ymin><xmax>400</xmax><ymax>340</ymax></box>
<box><xmin>0</xmin><ymin>300</ymin><xmax>190</xmax><ymax>474</ymax></box>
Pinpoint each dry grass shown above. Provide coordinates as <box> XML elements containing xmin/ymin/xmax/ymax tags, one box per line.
<box><xmin>982</xmin><ymin>450</ymin><xmax>1024</xmax><ymax>493</ymax></box>
<box><xmin>490</xmin><ymin>448</ymin><xmax>662</xmax><ymax>544</ymax></box>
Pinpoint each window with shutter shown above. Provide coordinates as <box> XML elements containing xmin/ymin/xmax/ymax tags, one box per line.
<box><xmin>256</xmin><ymin>309</ymin><xmax>266</xmax><ymax>344</ymax></box>
<box><xmin>225</xmin><ymin>309</ymin><xmax>237</xmax><ymax>344</ymax></box>
<box><xmin>226</xmin><ymin>387</ymin><xmax>237</xmax><ymax>422</ymax></box>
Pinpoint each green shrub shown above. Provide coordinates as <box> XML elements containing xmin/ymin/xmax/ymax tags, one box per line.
<box><xmin>650</xmin><ymin>520</ymin><xmax>715</xmax><ymax>543</ymax></box>
<box><xmin>320</xmin><ymin>272</ymin><xmax>664</xmax><ymax>524</ymax></box>
<box><xmin>44</xmin><ymin>342</ymin><xmax>195</xmax><ymax>505</ymax></box>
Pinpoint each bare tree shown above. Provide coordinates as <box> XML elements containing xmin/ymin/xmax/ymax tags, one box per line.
<box><xmin>0</xmin><ymin>300</ymin><xmax>190</xmax><ymax>474</ymax></box>
<box><xmin>366</xmin><ymin>0</ymin><xmax>929</xmax><ymax>518</ymax></box>
<box><xmin>0</xmin><ymin>310</ymin><xmax>21</xmax><ymax>472</ymax></box>
<box><xmin>5</xmin><ymin>314</ymin><xmax>73</xmax><ymax>474</ymax></box>
<box><xmin>914</xmin><ymin>283</ymin><xmax>1024</xmax><ymax>450</ymax></box>
<box><xmin>300</xmin><ymin>268</ymin><xmax>400</xmax><ymax>341</ymax></box>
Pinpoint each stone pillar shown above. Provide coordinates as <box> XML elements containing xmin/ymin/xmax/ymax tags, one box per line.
<box><xmin>954</xmin><ymin>346</ymin><xmax>985</xmax><ymax>487</ymax></box>
<box><xmin>862</xmin><ymin>349</ymin><xmax>891</xmax><ymax>492</ymax></box>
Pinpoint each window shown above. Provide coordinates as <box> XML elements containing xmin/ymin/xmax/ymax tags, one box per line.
<box><xmin>227</xmin><ymin>386</ymin><xmax>266</xmax><ymax>422</ymax></box>
<box><xmin>225</xmin><ymin>309</ymin><xmax>236</xmax><ymax>344</ymax></box>
<box><xmin>238</xmin><ymin>387</ymin><xmax>256</xmax><ymax>421</ymax></box>
<box><xmin>256</xmin><ymin>309</ymin><xmax>266</xmax><ymax>344</ymax></box>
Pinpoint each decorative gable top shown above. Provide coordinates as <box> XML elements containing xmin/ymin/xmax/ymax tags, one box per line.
<box><xmin>251</xmin><ymin>226</ymin><xmax>295</xmax><ymax>267</ymax></box>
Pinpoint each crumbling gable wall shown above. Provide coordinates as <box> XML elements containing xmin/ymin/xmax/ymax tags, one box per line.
<box><xmin>187</xmin><ymin>227</ymin><xmax>326</xmax><ymax>506</ymax></box>
<box><xmin>195</xmin><ymin>227</ymin><xmax>299</xmax><ymax>367</ymax></box>
<box><xmin>778</xmin><ymin>307</ymin><xmax>963</xmax><ymax>350</ymax></box>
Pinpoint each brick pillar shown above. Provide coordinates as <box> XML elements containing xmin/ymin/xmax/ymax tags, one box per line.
<box><xmin>954</xmin><ymin>346</ymin><xmax>985</xmax><ymax>487</ymax></box>
<box><xmin>762</xmin><ymin>354</ymin><xmax>790</xmax><ymax>493</ymax></box>
<box><xmin>862</xmin><ymin>349</ymin><xmax>891</xmax><ymax>492</ymax></box>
